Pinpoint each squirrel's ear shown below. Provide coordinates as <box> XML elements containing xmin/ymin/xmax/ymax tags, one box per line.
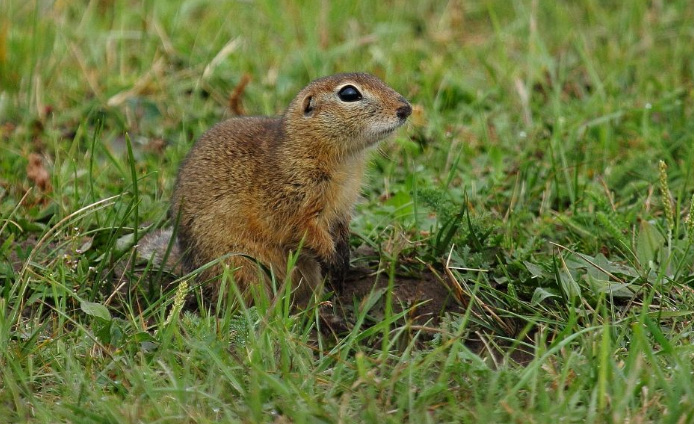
<box><xmin>302</xmin><ymin>95</ymin><xmax>316</xmax><ymax>117</ymax></box>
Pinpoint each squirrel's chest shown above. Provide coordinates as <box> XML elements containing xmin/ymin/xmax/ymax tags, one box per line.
<box><xmin>274</xmin><ymin>158</ymin><xmax>366</xmax><ymax>228</ymax></box>
<box><xmin>316</xmin><ymin>161</ymin><xmax>366</xmax><ymax>223</ymax></box>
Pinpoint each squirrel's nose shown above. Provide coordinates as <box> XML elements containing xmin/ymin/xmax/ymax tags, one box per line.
<box><xmin>396</xmin><ymin>102</ymin><xmax>412</xmax><ymax>120</ymax></box>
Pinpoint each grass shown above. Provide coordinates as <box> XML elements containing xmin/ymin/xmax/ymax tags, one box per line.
<box><xmin>2</xmin><ymin>0</ymin><xmax>694</xmax><ymax>422</ymax></box>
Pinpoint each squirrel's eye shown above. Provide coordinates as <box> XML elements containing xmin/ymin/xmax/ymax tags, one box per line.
<box><xmin>338</xmin><ymin>85</ymin><xmax>362</xmax><ymax>102</ymax></box>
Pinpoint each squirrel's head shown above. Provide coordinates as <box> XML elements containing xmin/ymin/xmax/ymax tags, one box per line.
<box><xmin>283</xmin><ymin>73</ymin><xmax>411</xmax><ymax>157</ymax></box>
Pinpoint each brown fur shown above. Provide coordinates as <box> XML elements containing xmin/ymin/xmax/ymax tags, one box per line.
<box><xmin>154</xmin><ymin>73</ymin><xmax>411</xmax><ymax>305</ymax></box>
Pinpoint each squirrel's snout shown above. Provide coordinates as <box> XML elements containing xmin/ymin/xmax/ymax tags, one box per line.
<box><xmin>396</xmin><ymin>103</ymin><xmax>412</xmax><ymax>120</ymax></box>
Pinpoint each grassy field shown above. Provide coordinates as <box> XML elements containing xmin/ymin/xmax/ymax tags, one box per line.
<box><xmin>2</xmin><ymin>0</ymin><xmax>694</xmax><ymax>422</ymax></box>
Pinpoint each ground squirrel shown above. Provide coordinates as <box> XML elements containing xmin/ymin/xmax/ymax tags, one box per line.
<box><xmin>140</xmin><ymin>73</ymin><xmax>411</xmax><ymax>305</ymax></box>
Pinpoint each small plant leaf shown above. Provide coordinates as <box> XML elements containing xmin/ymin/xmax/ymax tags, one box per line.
<box><xmin>556</xmin><ymin>255</ymin><xmax>581</xmax><ymax>300</ymax></box>
<box><xmin>524</xmin><ymin>261</ymin><xmax>547</xmax><ymax>279</ymax></box>
<box><xmin>531</xmin><ymin>287</ymin><xmax>560</xmax><ymax>305</ymax></box>
<box><xmin>80</xmin><ymin>301</ymin><xmax>111</xmax><ymax>321</ymax></box>
<box><xmin>636</xmin><ymin>220</ymin><xmax>665</xmax><ymax>268</ymax></box>
<box><xmin>585</xmin><ymin>275</ymin><xmax>635</xmax><ymax>299</ymax></box>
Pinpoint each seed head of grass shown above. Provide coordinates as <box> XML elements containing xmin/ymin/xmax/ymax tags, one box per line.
<box><xmin>163</xmin><ymin>280</ymin><xmax>189</xmax><ymax>327</ymax></box>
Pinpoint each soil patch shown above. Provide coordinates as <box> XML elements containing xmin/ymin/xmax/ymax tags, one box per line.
<box><xmin>330</xmin><ymin>265</ymin><xmax>534</xmax><ymax>366</ymax></box>
<box><xmin>334</xmin><ymin>266</ymin><xmax>464</xmax><ymax>325</ymax></box>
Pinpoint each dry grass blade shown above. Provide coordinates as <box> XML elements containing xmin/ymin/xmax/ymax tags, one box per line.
<box><xmin>202</xmin><ymin>37</ymin><xmax>242</xmax><ymax>80</ymax></box>
<box><xmin>549</xmin><ymin>241</ymin><xmax>626</xmax><ymax>284</ymax></box>
<box><xmin>19</xmin><ymin>194</ymin><xmax>121</xmax><ymax>280</ymax></box>
<box><xmin>107</xmin><ymin>57</ymin><xmax>166</xmax><ymax>107</ymax></box>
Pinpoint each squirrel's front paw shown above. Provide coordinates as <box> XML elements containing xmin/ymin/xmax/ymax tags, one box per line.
<box><xmin>327</xmin><ymin>237</ymin><xmax>350</xmax><ymax>290</ymax></box>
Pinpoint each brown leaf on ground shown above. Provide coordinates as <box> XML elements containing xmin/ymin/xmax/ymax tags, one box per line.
<box><xmin>411</xmin><ymin>104</ymin><xmax>427</xmax><ymax>127</ymax></box>
<box><xmin>145</xmin><ymin>137</ymin><xmax>167</xmax><ymax>154</ymax></box>
<box><xmin>228</xmin><ymin>73</ymin><xmax>251</xmax><ymax>115</ymax></box>
<box><xmin>26</xmin><ymin>153</ymin><xmax>51</xmax><ymax>192</ymax></box>
<box><xmin>1</xmin><ymin>122</ymin><xmax>16</xmax><ymax>140</ymax></box>
<box><xmin>0</xmin><ymin>19</ymin><xmax>7</xmax><ymax>65</ymax></box>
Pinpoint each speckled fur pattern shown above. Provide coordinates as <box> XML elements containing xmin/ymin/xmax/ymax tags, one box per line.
<box><xmin>169</xmin><ymin>73</ymin><xmax>411</xmax><ymax>306</ymax></box>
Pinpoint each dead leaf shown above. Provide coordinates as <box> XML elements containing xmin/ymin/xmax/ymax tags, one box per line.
<box><xmin>1</xmin><ymin>122</ymin><xmax>16</xmax><ymax>139</ymax></box>
<box><xmin>228</xmin><ymin>73</ymin><xmax>251</xmax><ymax>116</ymax></box>
<box><xmin>145</xmin><ymin>137</ymin><xmax>167</xmax><ymax>154</ymax></box>
<box><xmin>0</xmin><ymin>18</ymin><xmax>7</xmax><ymax>65</ymax></box>
<box><xmin>26</xmin><ymin>153</ymin><xmax>51</xmax><ymax>192</ymax></box>
<box><xmin>411</xmin><ymin>104</ymin><xmax>427</xmax><ymax>127</ymax></box>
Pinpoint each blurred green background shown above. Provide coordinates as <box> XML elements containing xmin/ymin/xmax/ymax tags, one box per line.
<box><xmin>1</xmin><ymin>0</ymin><xmax>694</xmax><ymax>422</ymax></box>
